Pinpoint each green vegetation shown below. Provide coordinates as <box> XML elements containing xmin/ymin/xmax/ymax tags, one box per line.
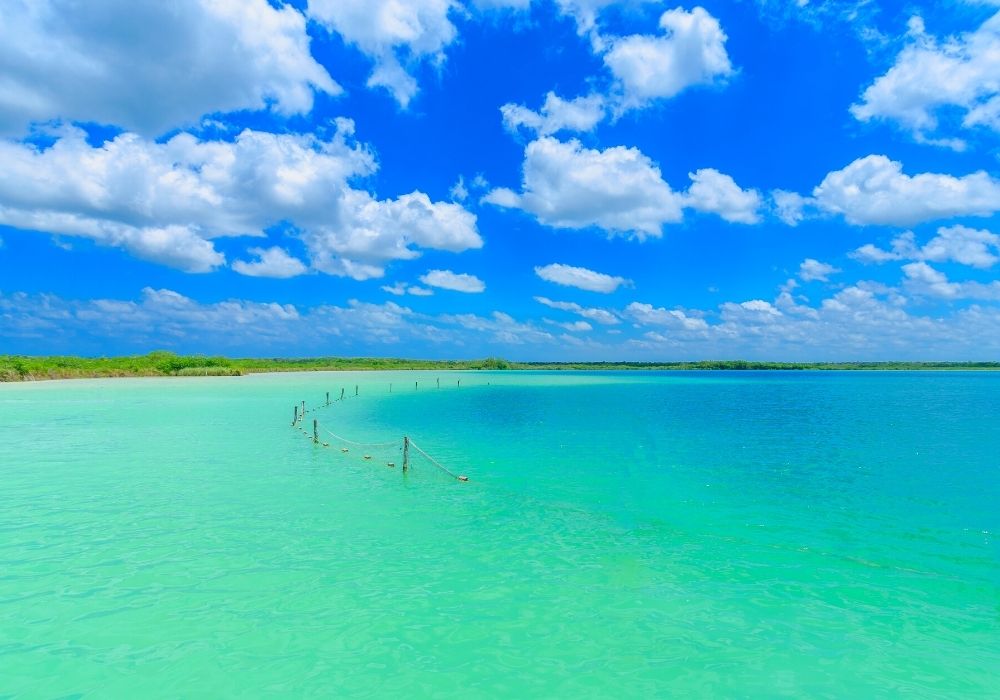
<box><xmin>0</xmin><ymin>352</ymin><xmax>512</xmax><ymax>381</ymax></box>
<box><xmin>1</xmin><ymin>352</ymin><xmax>998</xmax><ymax>382</ymax></box>
<box><xmin>510</xmin><ymin>360</ymin><xmax>1000</xmax><ymax>371</ymax></box>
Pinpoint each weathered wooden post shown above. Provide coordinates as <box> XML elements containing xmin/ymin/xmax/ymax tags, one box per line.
<box><xmin>415</xmin><ymin>381</ymin><xmax>418</xmax><ymax>390</ymax></box>
<box><xmin>301</xmin><ymin>400</ymin><xmax>305</xmax><ymax>417</ymax></box>
<box><xmin>326</xmin><ymin>391</ymin><xmax>329</xmax><ymax>406</ymax></box>
<box><xmin>313</xmin><ymin>419</ymin><xmax>318</xmax><ymax>444</ymax></box>
<box><xmin>340</xmin><ymin>388</ymin><xmax>345</xmax><ymax>400</ymax></box>
<box><xmin>355</xmin><ymin>385</ymin><xmax>358</xmax><ymax>396</ymax></box>
<box><xmin>402</xmin><ymin>436</ymin><xmax>410</xmax><ymax>473</ymax></box>
<box><xmin>293</xmin><ymin>405</ymin><xmax>298</xmax><ymax>425</ymax></box>
<box><xmin>389</xmin><ymin>383</ymin><xmax>392</xmax><ymax>393</ymax></box>
<box><xmin>436</xmin><ymin>377</ymin><xmax>440</xmax><ymax>389</ymax></box>
<box><xmin>458</xmin><ymin>379</ymin><xmax>461</xmax><ymax>387</ymax></box>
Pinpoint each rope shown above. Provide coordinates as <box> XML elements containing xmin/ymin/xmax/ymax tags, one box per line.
<box><xmin>409</xmin><ymin>439</ymin><xmax>463</xmax><ymax>480</ymax></box>
<box><xmin>324</xmin><ymin>428</ymin><xmax>398</xmax><ymax>449</ymax></box>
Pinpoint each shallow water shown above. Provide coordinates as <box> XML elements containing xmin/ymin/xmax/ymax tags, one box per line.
<box><xmin>1</xmin><ymin>371</ymin><xmax>998</xmax><ymax>697</ymax></box>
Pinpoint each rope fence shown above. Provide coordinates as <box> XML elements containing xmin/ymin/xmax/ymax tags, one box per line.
<box><xmin>290</xmin><ymin>380</ymin><xmax>471</xmax><ymax>482</ymax></box>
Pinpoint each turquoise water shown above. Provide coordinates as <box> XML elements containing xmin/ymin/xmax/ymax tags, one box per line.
<box><xmin>1</xmin><ymin>371</ymin><xmax>998</xmax><ymax>697</ymax></box>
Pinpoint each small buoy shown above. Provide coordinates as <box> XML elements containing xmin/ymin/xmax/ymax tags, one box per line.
<box><xmin>341</xmin><ymin>448</ymin><xmax>349</xmax><ymax>453</ymax></box>
<box><xmin>364</xmin><ymin>455</ymin><xmax>372</xmax><ymax>460</ymax></box>
<box><xmin>387</xmin><ymin>462</ymin><xmax>395</xmax><ymax>468</ymax></box>
<box><xmin>458</xmin><ymin>475</ymin><xmax>469</xmax><ymax>482</ymax></box>
<box><xmin>322</xmin><ymin>442</ymin><xmax>329</xmax><ymax>447</ymax></box>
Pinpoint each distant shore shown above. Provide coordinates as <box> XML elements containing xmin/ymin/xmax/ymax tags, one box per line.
<box><xmin>2</xmin><ymin>352</ymin><xmax>999</xmax><ymax>382</ymax></box>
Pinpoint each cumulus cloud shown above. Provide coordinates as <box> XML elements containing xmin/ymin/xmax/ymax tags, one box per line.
<box><xmin>534</xmin><ymin>296</ymin><xmax>620</xmax><ymax>325</ymax></box>
<box><xmin>771</xmin><ymin>189</ymin><xmax>811</xmax><ymax>226</ymax></box>
<box><xmin>684</xmin><ymin>168</ymin><xmax>762</xmax><ymax>223</ymax></box>
<box><xmin>501</xmin><ymin>92</ymin><xmax>606</xmax><ymax>136</ymax></box>
<box><xmin>419</xmin><ymin>269</ymin><xmax>486</xmax><ymax>292</ymax></box>
<box><xmin>484</xmin><ymin>137</ymin><xmax>683</xmax><ymax>237</ymax></box>
<box><xmin>0</xmin><ymin>122</ymin><xmax>480</xmax><ymax>277</ymax></box>
<box><xmin>625</xmin><ymin>302</ymin><xmax>709</xmax><ymax>331</ymax></box>
<box><xmin>485</xmin><ymin>137</ymin><xmax>760</xmax><ymax>236</ymax></box>
<box><xmin>603</xmin><ymin>7</ymin><xmax>734</xmax><ymax>110</ymax></box>
<box><xmin>232</xmin><ymin>247</ymin><xmax>309</xmax><ymax>279</ymax></box>
<box><xmin>920</xmin><ymin>225</ymin><xmax>1000</xmax><ymax>268</ymax></box>
<box><xmin>853</xmin><ymin>226</ymin><xmax>1000</xmax><ymax>269</ymax></box>
<box><xmin>307</xmin><ymin>0</ymin><xmax>459</xmax><ymax>107</ymax></box>
<box><xmin>534</xmin><ymin>263</ymin><xmax>631</xmax><ymax>293</ymax></box>
<box><xmin>0</xmin><ymin>0</ymin><xmax>338</xmax><ymax>136</ymax></box>
<box><xmin>783</xmin><ymin>155</ymin><xmax>1000</xmax><ymax>227</ymax></box>
<box><xmin>485</xmin><ymin>137</ymin><xmax>682</xmax><ymax>239</ymax></box>
<box><xmin>851</xmin><ymin>12</ymin><xmax>1000</xmax><ymax>145</ymax></box>
<box><xmin>798</xmin><ymin>258</ymin><xmax>840</xmax><ymax>282</ymax></box>
<box><xmin>902</xmin><ymin>261</ymin><xmax>1000</xmax><ymax>300</ymax></box>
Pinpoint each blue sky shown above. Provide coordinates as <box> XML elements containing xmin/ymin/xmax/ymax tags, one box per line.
<box><xmin>1</xmin><ymin>0</ymin><xmax>1000</xmax><ymax>360</ymax></box>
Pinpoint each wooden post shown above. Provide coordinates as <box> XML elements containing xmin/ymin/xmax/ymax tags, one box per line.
<box><xmin>301</xmin><ymin>400</ymin><xmax>305</xmax><ymax>417</ymax></box>
<box><xmin>293</xmin><ymin>405</ymin><xmax>298</xmax><ymax>425</ymax></box>
<box><xmin>313</xmin><ymin>419</ymin><xmax>318</xmax><ymax>444</ymax></box>
<box><xmin>389</xmin><ymin>383</ymin><xmax>392</xmax><ymax>393</ymax></box>
<box><xmin>415</xmin><ymin>381</ymin><xmax>418</xmax><ymax>390</ymax></box>
<box><xmin>326</xmin><ymin>391</ymin><xmax>329</xmax><ymax>406</ymax></box>
<box><xmin>355</xmin><ymin>385</ymin><xmax>358</xmax><ymax>396</ymax></box>
<box><xmin>458</xmin><ymin>379</ymin><xmax>461</xmax><ymax>387</ymax></box>
<box><xmin>436</xmin><ymin>377</ymin><xmax>440</xmax><ymax>389</ymax></box>
<box><xmin>340</xmin><ymin>388</ymin><xmax>345</xmax><ymax>400</ymax></box>
<box><xmin>402</xmin><ymin>436</ymin><xmax>410</xmax><ymax>473</ymax></box>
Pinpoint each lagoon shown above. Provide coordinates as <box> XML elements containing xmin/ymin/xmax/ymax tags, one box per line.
<box><xmin>1</xmin><ymin>370</ymin><xmax>997</xmax><ymax>697</ymax></box>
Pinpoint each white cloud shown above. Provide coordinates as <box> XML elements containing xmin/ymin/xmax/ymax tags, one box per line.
<box><xmin>811</xmin><ymin>155</ymin><xmax>1000</xmax><ymax>226</ymax></box>
<box><xmin>852</xmin><ymin>226</ymin><xmax>1000</xmax><ymax>269</ymax></box>
<box><xmin>450</xmin><ymin>176</ymin><xmax>469</xmax><ymax>201</ymax></box>
<box><xmin>684</xmin><ymin>168</ymin><xmax>761</xmax><ymax>223</ymax></box>
<box><xmin>307</xmin><ymin>0</ymin><xmax>458</xmax><ymax>107</ymax></box>
<box><xmin>534</xmin><ymin>263</ymin><xmax>631</xmax><ymax>293</ymax></box>
<box><xmin>733</xmin><ymin>299</ymin><xmax>782</xmax><ymax>316</ymax></box>
<box><xmin>534</xmin><ymin>296</ymin><xmax>620</xmax><ymax>325</ymax></box>
<box><xmin>483</xmin><ymin>137</ymin><xmax>683</xmax><ymax>237</ymax></box>
<box><xmin>419</xmin><ymin>269</ymin><xmax>486</xmax><ymax>292</ymax></box>
<box><xmin>472</xmin><ymin>0</ymin><xmax>532</xmax><ymax>9</ymax></box>
<box><xmin>799</xmin><ymin>258</ymin><xmax>840</xmax><ymax>282</ymax></box>
<box><xmin>771</xmin><ymin>189</ymin><xmax>811</xmax><ymax>226</ymax></box>
<box><xmin>0</xmin><ymin>0</ymin><xmax>338</xmax><ymax>137</ymax></box>
<box><xmin>501</xmin><ymin>92</ymin><xmax>606</xmax><ymax>136</ymax></box>
<box><xmin>0</xmin><ymin>122</ymin><xmax>480</xmax><ymax>277</ymax></box>
<box><xmin>851</xmin><ymin>11</ymin><xmax>1000</xmax><ymax>144</ymax></box>
<box><xmin>437</xmin><ymin>310</ymin><xmax>554</xmax><ymax>345</ymax></box>
<box><xmin>625</xmin><ymin>302</ymin><xmax>710</xmax><ymax>331</ymax></box>
<box><xmin>553</xmin><ymin>0</ymin><xmax>662</xmax><ymax>36</ymax></box>
<box><xmin>381</xmin><ymin>282</ymin><xmax>434</xmax><ymax>296</ymax></box>
<box><xmin>0</xmin><ymin>287</ymin><xmax>573</xmax><ymax>355</ymax></box>
<box><xmin>485</xmin><ymin>137</ymin><xmax>761</xmax><ymax>236</ymax></box>
<box><xmin>546</xmin><ymin>318</ymin><xmax>594</xmax><ymax>332</ymax></box>
<box><xmin>919</xmin><ymin>225</ymin><xmax>1000</xmax><ymax>268</ymax></box>
<box><xmin>902</xmin><ymin>261</ymin><xmax>1000</xmax><ymax>300</ymax></box>
<box><xmin>232</xmin><ymin>247</ymin><xmax>309</xmax><ymax>279</ymax></box>
<box><xmin>603</xmin><ymin>7</ymin><xmax>733</xmax><ymax>110</ymax></box>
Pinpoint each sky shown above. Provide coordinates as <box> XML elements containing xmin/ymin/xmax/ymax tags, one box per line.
<box><xmin>1</xmin><ymin>0</ymin><xmax>1000</xmax><ymax>361</ymax></box>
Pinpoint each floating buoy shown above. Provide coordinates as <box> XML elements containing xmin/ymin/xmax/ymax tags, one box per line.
<box><xmin>458</xmin><ymin>475</ymin><xmax>469</xmax><ymax>482</ymax></box>
<box><xmin>322</xmin><ymin>442</ymin><xmax>329</xmax><ymax>447</ymax></box>
<box><xmin>341</xmin><ymin>448</ymin><xmax>349</xmax><ymax>453</ymax></box>
<box><xmin>364</xmin><ymin>455</ymin><xmax>372</xmax><ymax>460</ymax></box>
